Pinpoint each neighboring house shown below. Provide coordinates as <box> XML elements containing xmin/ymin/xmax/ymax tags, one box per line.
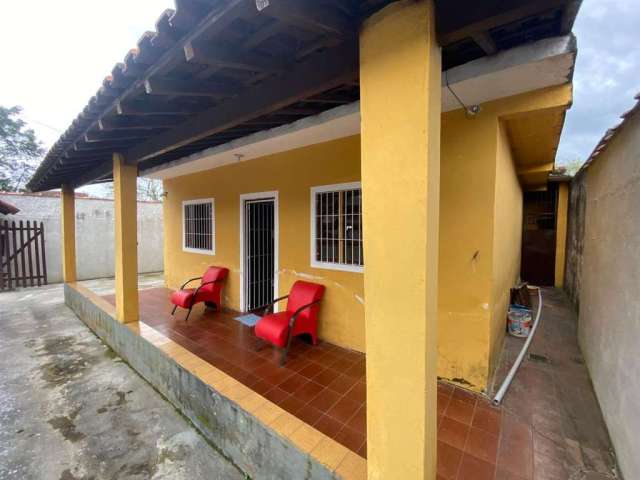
<box><xmin>0</xmin><ymin>192</ymin><xmax>163</xmax><ymax>283</ymax></box>
<box><xmin>24</xmin><ymin>1</ymin><xmax>581</xmax><ymax>478</ymax></box>
<box><xmin>564</xmin><ymin>93</ymin><xmax>640</xmax><ymax>480</ymax></box>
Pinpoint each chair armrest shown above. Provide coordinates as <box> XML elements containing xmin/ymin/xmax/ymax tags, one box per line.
<box><xmin>289</xmin><ymin>299</ymin><xmax>322</xmax><ymax>327</ymax></box>
<box><xmin>192</xmin><ymin>279</ymin><xmax>224</xmax><ymax>298</ymax></box>
<box><xmin>248</xmin><ymin>295</ymin><xmax>289</xmax><ymax>316</ymax></box>
<box><xmin>179</xmin><ymin>277</ymin><xmax>202</xmax><ymax>290</ymax></box>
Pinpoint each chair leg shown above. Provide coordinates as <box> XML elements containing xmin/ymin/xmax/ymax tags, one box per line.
<box><xmin>279</xmin><ymin>331</ymin><xmax>295</xmax><ymax>367</ymax></box>
<box><xmin>185</xmin><ymin>307</ymin><xmax>193</xmax><ymax>322</ymax></box>
<box><xmin>254</xmin><ymin>338</ymin><xmax>267</xmax><ymax>352</ymax></box>
<box><xmin>171</xmin><ymin>305</ymin><xmax>178</xmax><ymax>315</ymax></box>
<box><xmin>279</xmin><ymin>348</ymin><xmax>288</xmax><ymax>367</ymax></box>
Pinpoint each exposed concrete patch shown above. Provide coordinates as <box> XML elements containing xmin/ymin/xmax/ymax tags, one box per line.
<box><xmin>0</xmin><ymin>283</ymin><xmax>245</xmax><ymax>480</ymax></box>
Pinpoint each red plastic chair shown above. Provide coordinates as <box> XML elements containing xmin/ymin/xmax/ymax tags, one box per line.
<box><xmin>170</xmin><ymin>266</ymin><xmax>229</xmax><ymax>321</ymax></box>
<box><xmin>254</xmin><ymin>281</ymin><xmax>325</xmax><ymax>366</ymax></box>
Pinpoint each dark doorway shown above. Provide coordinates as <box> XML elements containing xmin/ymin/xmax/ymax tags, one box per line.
<box><xmin>521</xmin><ymin>184</ymin><xmax>558</xmax><ymax>286</ymax></box>
<box><xmin>243</xmin><ymin>198</ymin><xmax>275</xmax><ymax>311</ymax></box>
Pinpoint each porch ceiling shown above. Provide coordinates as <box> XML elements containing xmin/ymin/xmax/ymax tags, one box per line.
<box><xmin>505</xmin><ymin>105</ymin><xmax>568</xmax><ymax>190</ymax></box>
<box><xmin>27</xmin><ymin>0</ymin><xmax>581</xmax><ymax>193</ymax></box>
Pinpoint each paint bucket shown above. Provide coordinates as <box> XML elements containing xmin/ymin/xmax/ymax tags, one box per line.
<box><xmin>507</xmin><ymin>306</ymin><xmax>532</xmax><ymax>338</ymax></box>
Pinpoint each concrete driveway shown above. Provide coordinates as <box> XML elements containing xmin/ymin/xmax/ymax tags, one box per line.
<box><xmin>0</xmin><ymin>283</ymin><xmax>245</xmax><ymax>480</ymax></box>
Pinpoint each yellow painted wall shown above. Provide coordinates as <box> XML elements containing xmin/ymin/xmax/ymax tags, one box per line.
<box><xmin>163</xmin><ymin>135</ymin><xmax>366</xmax><ymax>352</ymax></box>
<box><xmin>162</xmin><ymin>86</ymin><xmax>564</xmax><ymax>390</ymax></box>
<box><xmin>438</xmin><ymin>109</ymin><xmax>496</xmax><ymax>390</ymax></box>
<box><xmin>438</xmin><ymin>101</ymin><xmax>524</xmax><ymax>392</ymax></box>
<box><xmin>489</xmin><ymin>121</ymin><xmax>523</xmax><ymax>376</ymax></box>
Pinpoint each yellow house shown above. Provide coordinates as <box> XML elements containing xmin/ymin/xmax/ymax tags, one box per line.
<box><xmin>27</xmin><ymin>1</ymin><xmax>579</xmax><ymax>478</ymax></box>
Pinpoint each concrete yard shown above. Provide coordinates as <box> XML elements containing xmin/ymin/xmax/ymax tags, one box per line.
<box><xmin>0</xmin><ymin>279</ymin><xmax>245</xmax><ymax>480</ymax></box>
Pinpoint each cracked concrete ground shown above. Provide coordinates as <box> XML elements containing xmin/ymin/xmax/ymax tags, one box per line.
<box><xmin>0</xmin><ymin>279</ymin><xmax>245</xmax><ymax>480</ymax></box>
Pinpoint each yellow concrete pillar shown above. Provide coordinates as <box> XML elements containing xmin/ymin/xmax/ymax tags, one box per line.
<box><xmin>113</xmin><ymin>153</ymin><xmax>139</xmax><ymax>323</ymax></box>
<box><xmin>360</xmin><ymin>1</ymin><xmax>441</xmax><ymax>478</ymax></box>
<box><xmin>555</xmin><ymin>182</ymin><xmax>569</xmax><ymax>287</ymax></box>
<box><xmin>60</xmin><ymin>185</ymin><xmax>77</xmax><ymax>283</ymax></box>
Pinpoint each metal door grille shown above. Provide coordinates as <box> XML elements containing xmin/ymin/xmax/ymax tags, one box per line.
<box><xmin>244</xmin><ymin>199</ymin><xmax>275</xmax><ymax>311</ymax></box>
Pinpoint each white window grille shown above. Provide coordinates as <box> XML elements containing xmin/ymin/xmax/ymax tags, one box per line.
<box><xmin>310</xmin><ymin>182</ymin><xmax>363</xmax><ymax>272</ymax></box>
<box><xmin>182</xmin><ymin>199</ymin><xmax>215</xmax><ymax>255</ymax></box>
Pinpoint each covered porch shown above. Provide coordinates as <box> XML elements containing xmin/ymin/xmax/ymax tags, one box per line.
<box><xmin>27</xmin><ymin>1</ymin><xmax>583</xmax><ymax>478</ymax></box>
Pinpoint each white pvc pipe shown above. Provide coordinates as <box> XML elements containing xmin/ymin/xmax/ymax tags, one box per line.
<box><xmin>492</xmin><ymin>286</ymin><xmax>543</xmax><ymax>406</ymax></box>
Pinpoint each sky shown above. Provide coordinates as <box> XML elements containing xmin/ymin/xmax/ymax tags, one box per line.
<box><xmin>0</xmin><ymin>0</ymin><xmax>638</xmax><ymax>182</ymax></box>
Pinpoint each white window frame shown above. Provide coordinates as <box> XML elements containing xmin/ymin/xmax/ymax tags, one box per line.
<box><xmin>182</xmin><ymin>198</ymin><xmax>216</xmax><ymax>255</ymax></box>
<box><xmin>310</xmin><ymin>181</ymin><xmax>363</xmax><ymax>273</ymax></box>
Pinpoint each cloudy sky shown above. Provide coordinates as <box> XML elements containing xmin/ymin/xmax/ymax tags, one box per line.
<box><xmin>1</xmin><ymin>0</ymin><xmax>638</xmax><ymax>172</ymax></box>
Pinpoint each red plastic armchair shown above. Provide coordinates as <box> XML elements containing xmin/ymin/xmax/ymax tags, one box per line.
<box><xmin>254</xmin><ymin>281</ymin><xmax>325</xmax><ymax>366</ymax></box>
<box><xmin>170</xmin><ymin>266</ymin><xmax>229</xmax><ymax>322</ymax></box>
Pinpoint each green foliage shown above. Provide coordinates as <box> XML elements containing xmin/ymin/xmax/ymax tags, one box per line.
<box><xmin>0</xmin><ymin>106</ymin><xmax>45</xmax><ymax>191</ymax></box>
<box><xmin>558</xmin><ymin>158</ymin><xmax>584</xmax><ymax>176</ymax></box>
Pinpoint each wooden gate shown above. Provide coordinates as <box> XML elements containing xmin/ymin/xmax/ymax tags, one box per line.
<box><xmin>0</xmin><ymin>220</ymin><xmax>47</xmax><ymax>291</ymax></box>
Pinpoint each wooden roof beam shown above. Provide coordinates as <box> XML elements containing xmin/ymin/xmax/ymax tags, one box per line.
<box><xmin>144</xmin><ymin>77</ymin><xmax>240</xmax><ymax>98</ymax></box>
<box><xmin>438</xmin><ymin>0</ymin><xmax>567</xmax><ymax>46</ymax></box>
<box><xmin>98</xmin><ymin>116</ymin><xmax>177</xmax><ymax>131</ymax></box>
<box><xmin>184</xmin><ymin>40</ymin><xmax>286</xmax><ymax>73</ymax></box>
<box><xmin>471</xmin><ymin>31</ymin><xmax>497</xmax><ymax>55</ymax></box>
<box><xmin>115</xmin><ymin>99</ymin><xmax>200</xmax><ymax>116</ymax></box>
<box><xmin>125</xmin><ymin>41</ymin><xmax>358</xmax><ymax>164</ymax></box>
<box><xmin>260</xmin><ymin>0</ymin><xmax>353</xmax><ymax>38</ymax></box>
<box><xmin>84</xmin><ymin>130</ymin><xmax>151</xmax><ymax>142</ymax></box>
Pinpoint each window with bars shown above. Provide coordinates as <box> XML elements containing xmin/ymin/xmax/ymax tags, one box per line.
<box><xmin>311</xmin><ymin>182</ymin><xmax>363</xmax><ymax>272</ymax></box>
<box><xmin>182</xmin><ymin>199</ymin><xmax>215</xmax><ymax>255</ymax></box>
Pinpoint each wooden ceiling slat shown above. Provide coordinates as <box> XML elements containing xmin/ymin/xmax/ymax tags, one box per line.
<box><xmin>184</xmin><ymin>40</ymin><xmax>286</xmax><ymax>73</ymax></box>
<box><xmin>144</xmin><ymin>77</ymin><xmax>240</xmax><ymax>97</ymax></box>
<box><xmin>126</xmin><ymin>42</ymin><xmax>358</xmax><ymax>164</ymax></box>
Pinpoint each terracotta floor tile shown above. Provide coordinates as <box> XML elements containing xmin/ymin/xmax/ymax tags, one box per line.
<box><xmin>438</xmin><ymin>391</ymin><xmax>451</xmax><ymax>414</ymax></box>
<box><xmin>472</xmin><ymin>404</ymin><xmax>502</xmax><ymax>436</ymax></box>
<box><xmin>295</xmin><ymin>404</ymin><xmax>324</xmax><ymax>426</ymax></box>
<box><xmin>494</xmin><ymin>468</ymin><xmax>528</xmax><ymax>480</ymax></box>
<box><xmin>327</xmin><ymin>396</ymin><xmax>362</xmax><ymax>424</ymax></box>
<box><xmin>445</xmin><ymin>399</ymin><xmax>475</xmax><ymax>425</ymax></box>
<box><xmin>326</xmin><ymin>375</ymin><xmax>357</xmax><ymax>395</ymax></box>
<box><xmin>263</xmin><ymin>387</ymin><xmax>291</xmax><ymax>405</ymax></box>
<box><xmin>298</xmin><ymin>362</ymin><xmax>325</xmax><ymax>379</ymax></box>
<box><xmin>437</xmin><ymin>441</ymin><xmax>463</xmax><ymax>480</ymax></box>
<box><xmin>464</xmin><ymin>427</ymin><xmax>499</xmax><ymax>465</ymax></box>
<box><xmin>438</xmin><ymin>382</ymin><xmax>455</xmax><ymax>396</ymax></box>
<box><xmin>292</xmin><ymin>380</ymin><xmax>325</xmax><ymax>404</ymax></box>
<box><xmin>457</xmin><ymin>453</ymin><xmax>495</xmax><ymax>480</ymax></box>
<box><xmin>278</xmin><ymin>373</ymin><xmax>308</xmax><ymax>394</ymax></box>
<box><xmin>334</xmin><ymin>425</ymin><xmax>365</xmax><ymax>454</ymax></box>
<box><xmin>438</xmin><ymin>417</ymin><xmax>470</xmax><ymax>450</ymax></box>
<box><xmin>308</xmin><ymin>387</ymin><xmax>342</xmax><ymax>412</ymax></box>
<box><xmin>345</xmin><ymin>381</ymin><xmax>366</xmax><ymax>404</ymax></box>
<box><xmin>451</xmin><ymin>387</ymin><xmax>477</xmax><ymax>406</ymax></box>
<box><xmin>345</xmin><ymin>405</ymin><xmax>366</xmax><ymax>434</ymax></box>
<box><xmin>313</xmin><ymin>368</ymin><xmax>339</xmax><ymax>387</ymax></box>
<box><xmin>314</xmin><ymin>414</ymin><xmax>344</xmax><ymax>438</ymax></box>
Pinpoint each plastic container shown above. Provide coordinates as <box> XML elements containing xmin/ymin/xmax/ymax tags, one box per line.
<box><xmin>507</xmin><ymin>306</ymin><xmax>532</xmax><ymax>338</ymax></box>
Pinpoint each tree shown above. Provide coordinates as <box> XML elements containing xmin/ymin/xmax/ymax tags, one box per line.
<box><xmin>137</xmin><ymin>178</ymin><xmax>163</xmax><ymax>201</ymax></box>
<box><xmin>102</xmin><ymin>177</ymin><xmax>164</xmax><ymax>202</ymax></box>
<box><xmin>557</xmin><ymin>158</ymin><xmax>584</xmax><ymax>176</ymax></box>
<box><xmin>0</xmin><ymin>106</ymin><xmax>45</xmax><ymax>191</ymax></box>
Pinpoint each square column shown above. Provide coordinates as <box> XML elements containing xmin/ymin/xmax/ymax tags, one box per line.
<box><xmin>113</xmin><ymin>153</ymin><xmax>139</xmax><ymax>323</ymax></box>
<box><xmin>60</xmin><ymin>184</ymin><xmax>77</xmax><ymax>283</ymax></box>
<box><xmin>360</xmin><ymin>1</ymin><xmax>441</xmax><ymax>478</ymax></box>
